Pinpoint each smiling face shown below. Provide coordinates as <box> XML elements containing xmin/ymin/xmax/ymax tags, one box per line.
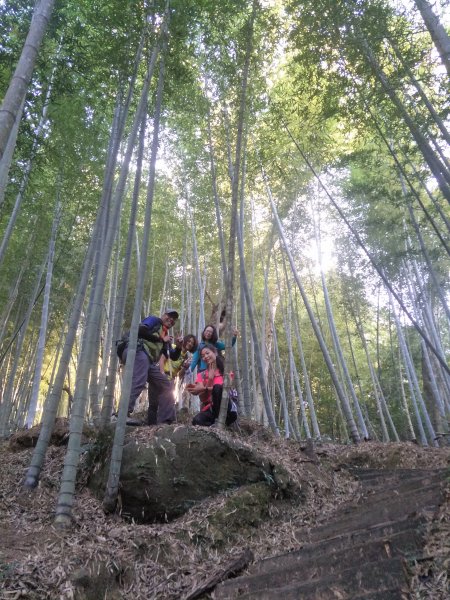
<box><xmin>203</xmin><ymin>326</ymin><xmax>214</xmax><ymax>340</ymax></box>
<box><xmin>162</xmin><ymin>313</ymin><xmax>176</xmax><ymax>328</ymax></box>
<box><xmin>201</xmin><ymin>346</ymin><xmax>216</xmax><ymax>366</ymax></box>
<box><xmin>185</xmin><ymin>336</ymin><xmax>195</xmax><ymax>351</ymax></box>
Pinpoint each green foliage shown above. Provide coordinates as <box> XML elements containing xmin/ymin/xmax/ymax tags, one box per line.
<box><xmin>0</xmin><ymin>0</ymin><xmax>448</xmax><ymax>441</ymax></box>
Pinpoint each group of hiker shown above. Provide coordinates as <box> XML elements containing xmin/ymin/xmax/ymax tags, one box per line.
<box><xmin>117</xmin><ymin>308</ymin><xmax>238</xmax><ymax>428</ymax></box>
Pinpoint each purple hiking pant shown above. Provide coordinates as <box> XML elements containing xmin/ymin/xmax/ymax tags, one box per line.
<box><xmin>123</xmin><ymin>348</ymin><xmax>175</xmax><ymax>424</ymax></box>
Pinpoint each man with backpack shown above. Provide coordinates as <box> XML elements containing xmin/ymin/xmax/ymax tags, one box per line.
<box><xmin>119</xmin><ymin>308</ymin><xmax>182</xmax><ymax>425</ymax></box>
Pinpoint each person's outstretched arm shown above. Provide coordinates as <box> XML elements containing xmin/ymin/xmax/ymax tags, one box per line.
<box><xmin>190</xmin><ymin>348</ymin><xmax>200</xmax><ymax>372</ymax></box>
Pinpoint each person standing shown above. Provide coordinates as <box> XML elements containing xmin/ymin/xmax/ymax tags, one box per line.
<box><xmin>121</xmin><ymin>308</ymin><xmax>181</xmax><ymax>425</ymax></box>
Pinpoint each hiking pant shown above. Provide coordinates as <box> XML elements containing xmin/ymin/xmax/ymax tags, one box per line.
<box><xmin>123</xmin><ymin>348</ymin><xmax>175</xmax><ymax>424</ymax></box>
<box><xmin>192</xmin><ymin>384</ymin><xmax>237</xmax><ymax>427</ymax></box>
<box><xmin>146</xmin><ymin>363</ymin><xmax>176</xmax><ymax>425</ymax></box>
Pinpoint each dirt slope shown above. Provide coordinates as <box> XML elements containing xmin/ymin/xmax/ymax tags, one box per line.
<box><xmin>0</xmin><ymin>422</ymin><xmax>448</xmax><ymax>599</ymax></box>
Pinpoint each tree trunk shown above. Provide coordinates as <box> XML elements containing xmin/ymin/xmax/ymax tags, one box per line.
<box><xmin>414</xmin><ymin>0</ymin><xmax>450</xmax><ymax>76</ymax></box>
<box><xmin>235</xmin><ymin>218</ymin><xmax>279</xmax><ymax>434</ymax></box>
<box><xmin>368</xmin><ymin>112</ymin><xmax>450</xmax><ymax>256</ymax></box>
<box><xmin>103</xmin><ymin>22</ymin><xmax>167</xmax><ymax>513</ymax></box>
<box><xmin>238</xmin><ymin>188</ymin><xmax>252</xmax><ymax>417</ymax></box>
<box><xmin>288</xmin><ymin>278</ymin><xmax>321</xmax><ymax>440</ymax></box>
<box><xmin>53</xmin><ymin>35</ymin><xmax>158</xmax><ymax>524</ymax></box>
<box><xmin>0</xmin><ymin>223</ymin><xmax>37</xmax><ymax>348</ymax></box>
<box><xmin>391</xmin><ymin>298</ymin><xmax>437</xmax><ymax>446</ymax></box>
<box><xmin>205</xmin><ymin>89</ymin><xmax>227</xmax><ymax>281</ymax></box>
<box><xmin>281</xmin><ymin>119</ymin><xmax>450</xmax><ymax>376</ymax></box>
<box><xmin>0</xmin><ymin>95</ymin><xmax>25</xmax><ymax>209</ymax></box>
<box><xmin>22</xmin><ymin>64</ymin><xmax>142</xmax><ymax>487</ymax></box>
<box><xmin>187</xmin><ymin>199</ymin><xmax>205</xmax><ymax>336</ymax></box>
<box><xmin>319</xmin><ymin>262</ymin><xmax>369</xmax><ymax>439</ymax></box>
<box><xmin>100</xmin><ymin>114</ymin><xmax>148</xmax><ymax>427</ymax></box>
<box><xmin>218</xmin><ymin>1</ymin><xmax>257</xmax><ymax>429</ymax></box>
<box><xmin>356</xmin><ymin>32</ymin><xmax>450</xmax><ymax>204</ymax></box>
<box><xmin>421</xmin><ymin>340</ymin><xmax>449</xmax><ymax>438</ymax></box>
<box><xmin>389</xmin><ymin>38</ymin><xmax>450</xmax><ymax>145</ymax></box>
<box><xmin>264</xmin><ymin>174</ymin><xmax>360</xmax><ymax>443</ymax></box>
<box><xmin>403</xmin><ymin>193</ymin><xmax>450</xmax><ymax>324</ymax></box>
<box><xmin>26</xmin><ymin>198</ymin><xmax>61</xmax><ymax>427</ymax></box>
<box><xmin>0</xmin><ymin>0</ymin><xmax>56</xmax><ymax>160</ymax></box>
<box><xmin>354</xmin><ymin>312</ymin><xmax>390</xmax><ymax>441</ymax></box>
<box><xmin>286</xmin><ymin>301</ymin><xmax>309</xmax><ymax>440</ymax></box>
<box><xmin>0</xmin><ymin>68</ymin><xmax>55</xmax><ymax>267</ymax></box>
<box><xmin>264</xmin><ymin>274</ymin><xmax>290</xmax><ymax>437</ymax></box>
<box><xmin>96</xmin><ymin>228</ymin><xmax>121</xmax><ymax>414</ymax></box>
<box><xmin>0</xmin><ymin>260</ymin><xmax>46</xmax><ymax>436</ymax></box>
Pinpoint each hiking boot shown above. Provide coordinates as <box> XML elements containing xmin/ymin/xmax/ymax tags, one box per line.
<box><xmin>126</xmin><ymin>417</ymin><xmax>144</xmax><ymax>426</ymax></box>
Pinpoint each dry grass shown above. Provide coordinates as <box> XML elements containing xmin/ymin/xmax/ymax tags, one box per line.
<box><xmin>0</xmin><ymin>424</ymin><xmax>449</xmax><ymax>600</ymax></box>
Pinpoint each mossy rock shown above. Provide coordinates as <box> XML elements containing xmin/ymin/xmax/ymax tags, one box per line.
<box><xmin>191</xmin><ymin>482</ymin><xmax>274</xmax><ymax>548</ymax></box>
<box><xmin>88</xmin><ymin>425</ymin><xmax>302</xmax><ymax>523</ymax></box>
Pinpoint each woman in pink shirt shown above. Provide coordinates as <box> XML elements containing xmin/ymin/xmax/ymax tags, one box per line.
<box><xmin>187</xmin><ymin>344</ymin><xmax>237</xmax><ymax>427</ymax></box>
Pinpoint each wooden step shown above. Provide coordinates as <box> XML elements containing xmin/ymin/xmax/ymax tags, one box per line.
<box><xmin>351</xmin><ymin>588</ymin><xmax>409</xmax><ymax>600</ymax></box>
<box><xmin>213</xmin><ymin>468</ymin><xmax>445</xmax><ymax>600</ymax></box>
<box><xmin>215</xmin><ymin>557</ymin><xmax>409</xmax><ymax>599</ymax></box>
<box><xmin>308</xmin><ymin>484</ymin><xmax>443</xmax><ymax>542</ymax></box>
<box><xmin>213</xmin><ymin>532</ymin><xmax>422</xmax><ymax>597</ymax></box>
<box><xmin>246</xmin><ymin>524</ymin><xmax>426</xmax><ymax>579</ymax></box>
<box><xmin>351</xmin><ymin>470</ymin><xmax>446</xmax><ymax>496</ymax></box>
<box><xmin>347</xmin><ymin>468</ymin><xmax>446</xmax><ymax>483</ymax></box>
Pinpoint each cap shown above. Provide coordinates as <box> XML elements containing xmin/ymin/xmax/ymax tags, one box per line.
<box><xmin>164</xmin><ymin>308</ymin><xmax>179</xmax><ymax>319</ymax></box>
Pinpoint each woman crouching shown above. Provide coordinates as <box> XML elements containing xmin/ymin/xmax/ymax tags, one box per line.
<box><xmin>187</xmin><ymin>344</ymin><xmax>237</xmax><ymax>427</ymax></box>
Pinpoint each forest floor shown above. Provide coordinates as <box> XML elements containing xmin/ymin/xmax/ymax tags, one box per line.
<box><xmin>0</xmin><ymin>420</ymin><xmax>449</xmax><ymax>600</ymax></box>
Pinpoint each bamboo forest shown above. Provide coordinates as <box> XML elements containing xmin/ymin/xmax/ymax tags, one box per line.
<box><xmin>0</xmin><ymin>0</ymin><xmax>450</xmax><ymax>598</ymax></box>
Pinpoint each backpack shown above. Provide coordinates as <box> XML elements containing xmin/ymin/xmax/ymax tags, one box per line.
<box><xmin>115</xmin><ymin>319</ymin><xmax>162</xmax><ymax>363</ymax></box>
<box><xmin>228</xmin><ymin>387</ymin><xmax>239</xmax><ymax>414</ymax></box>
<box><xmin>228</xmin><ymin>386</ymin><xmax>238</xmax><ymax>403</ymax></box>
<box><xmin>116</xmin><ymin>333</ymin><xmax>129</xmax><ymax>361</ymax></box>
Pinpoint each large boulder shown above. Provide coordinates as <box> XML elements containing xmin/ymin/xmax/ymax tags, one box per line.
<box><xmin>88</xmin><ymin>425</ymin><xmax>302</xmax><ymax>523</ymax></box>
